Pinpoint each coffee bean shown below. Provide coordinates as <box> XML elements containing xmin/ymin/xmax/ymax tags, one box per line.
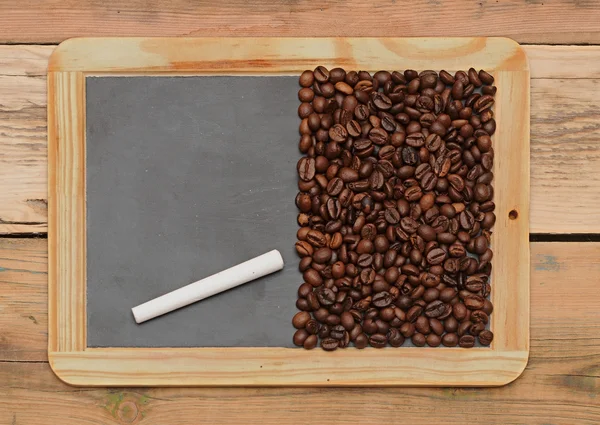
<box><xmin>424</xmin><ymin>300</ymin><xmax>446</xmax><ymax>318</ymax></box>
<box><xmin>464</xmin><ymin>294</ymin><xmax>485</xmax><ymax>310</ymax></box>
<box><xmin>459</xmin><ymin>334</ymin><xmax>476</xmax><ymax>348</ymax></box>
<box><xmin>293</xmin><ymin>329</ymin><xmax>309</xmax><ymax>346</ymax></box>
<box><xmin>442</xmin><ymin>333</ymin><xmax>459</xmax><ymax>347</ymax></box>
<box><xmin>386</xmin><ymin>328</ymin><xmax>404</xmax><ymax>347</ymax></box>
<box><xmin>299</xmin><ymin>334</ymin><xmax>316</xmax><ymax>350</ymax></box>
<box><xmin>372</xmin><ymin>291</ymin><xmax>393</xmax><ymax>308</ymax></box>
<box><xmin>478</xmin><ymin>330</ymin><xmax>494</xmax><ymax>346</ymax></box>
<box><xmin>321</xmin><ymin>337</ymin><xmax>339</xmax><ymax>351</ymax></box>
<box><xmin>406</xmin><ymin>305</ymin><xmax>424</xmax><ymax>322</ymax></box>
<box><xmin>307</xmin><ymin>229</ymin><xmax>327</xmax><ymax>247</ymax></box>
<box><xmin>293</xmin><ymin>311</ymin><xmax>311</xmax><ymax>329</ymax></box>
<box><xmin>297</xmin><ymin>157</ymin><xmax>315</xmax><ymax>181</ymax></box>
<box><xmin>406</xmin><ymin>332</ymin><xmax>425</xmax><ymax>348</ymax></box>
<box><xmin>303</xmin><ymin>269</ymin><xmax>323</xmax><ymax>287</ymax></box>
<box><xmin>313</xmin><ymin>247</ymin><xmax>333</xmax><ymax>264</ymax></box>
<box><xmin>314</xmin><ymin>66</ymin><xmax>330</xmax><ymax>83</ymax></box>
<box><xmin>369</xmin><ymin>333</ymin><xmax>388</xmax><ymax>348</ymax></box>
<box><xmin>305</xmin><ymin>319</ymin><xmax>320</xmax><ymax>335</ymax></box>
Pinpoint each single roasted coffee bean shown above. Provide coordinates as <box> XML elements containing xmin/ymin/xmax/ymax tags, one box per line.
<box><xmin>292</xmin><ymin>311</ymin><xmax>311</xmax><ymax>329</ymax></box>
<box><xmin>442</xmin><ymin>333</ymin><xmax>459</xmax><ymax>347</ymax></box>
<box><xmin>412</xmin><ymin>333</ymin><xmax>427</xmax><ymax>347</ymax></box>
<box><xmin>369</xmin><ymin>333</ymin><xmax>388</xmax><ymax>348</ymax></box>
<box><xmin>321</xmin><ymin>337</ymin><xmax>339</xmax><ymax>351</ymax></box>
<box><xmin>478</xmin><ymin>329</ymin><xmax>494</xmax><ymax>346</ymax></box>
<box><xmin>459</xmin><ymin>334</ymin><xmax>476</xmax><ymax>348</ymax></box>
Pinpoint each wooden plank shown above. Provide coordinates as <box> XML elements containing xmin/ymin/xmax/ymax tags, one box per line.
<box><xmin>527</xmin><ymin>45</ymin><xmax>600</xmax><ymax>79</ymax></box>
<box><xmin>0</xmin><ymin>239</ymin><xmax>47</xmax><ymax>361</ymax></box>
<box><xmin>0</xmin><ymin>0</ymin><xmax>600</xmax><ymax>44</ymax></box>
<box><xmin>0</xmin><ymin>241</ymin><xmax>598</xmax><ymax>422</ymax></box>
<box><xmin>46</xmin><ymin>37</ymin><xmax>528</xmax><ymax>387</ymax></box>
<box><xmin>531</xmin><ymin>78</ymin><xmax>600</xmax><ymax>233</ymax></box>
<box><xmin>2</xmin><ymin>44</ymin><xmax>600</xmax><ymax>234</ymax></box>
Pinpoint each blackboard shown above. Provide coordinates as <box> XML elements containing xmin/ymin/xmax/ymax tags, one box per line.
<box><xmin>86</xmin><ymin>76</ymin><xmax>299</xmax><ymax>347</ymax></box>
<box><xmin>48</xmin><ymin>37</ymin><xmax>529</xmax><ymax>386</ymax></box>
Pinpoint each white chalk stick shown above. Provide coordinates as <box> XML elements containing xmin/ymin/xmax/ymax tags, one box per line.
<box><xmin>132</xmin><ymin>250</ymin><xmax>284</xmax><ymax>324</ymax></box>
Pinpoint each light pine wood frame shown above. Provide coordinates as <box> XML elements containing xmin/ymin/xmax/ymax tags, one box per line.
<box><xmin>48</xmin><ymin>37</ymin><xmax>529</xmax><ymax>387</ymax></box>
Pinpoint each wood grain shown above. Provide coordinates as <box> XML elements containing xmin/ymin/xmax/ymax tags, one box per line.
<box><xmin>47</xmin><ymin>71</ymin><xmax>86</xmax><ymax>353</ymax></box>
<box><xmin>1</xmin><ymin>45</ymin><xmax>600</xmax><ymax>234</ymax></box>
<box><xmin>0</xmin><ymin>0</ymin><xmax>599</xmax><ymax>44</ymax></box>
<box><xmin>0</xmin><ymin>238</ymin><xmax>47</xmax><ymax>361</ymax></box>
<box><xmin>1</xmin><ymin>240</ymin><xmax>598</xmax><ymax>422</ymax></box>
<box><xmin>48</xmin><ymin>37</ymin><xmax>528</xmax><ymax>73</ymax></box>
<box><xmin>532</xmin><ymin>78</ymin><xmax>600</xmax><ymax>233</ymax></box>
<box><xmin>47</xmin><ymin>37</ymin><xmax>529</xmax><ymax>387</ymax></box>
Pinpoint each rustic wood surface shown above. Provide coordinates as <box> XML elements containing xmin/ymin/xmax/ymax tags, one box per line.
<box><xmin>0</xmin><ymin>5</ymin><xmax>599</xmax><ymax>419</ymax></box>
<box><xmin>1</xmin><ymin>240</ymin><xmax>598</xmax><ymax>422</ymax></box>
<box><xmin>0</xmin><ymin>1</ymin><xmax>599</xmax><ymax>44</ymax></box>
<box><xmin>1</xmin><ymin>45</ymin><xmax>600</xmax><ymax>234</ymax></box>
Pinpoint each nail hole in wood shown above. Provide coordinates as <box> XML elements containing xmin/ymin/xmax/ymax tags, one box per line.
<box><xmin>509</xmin><ymin>210</ymin><xmax>518</xmax><ymax>220</ymax></box>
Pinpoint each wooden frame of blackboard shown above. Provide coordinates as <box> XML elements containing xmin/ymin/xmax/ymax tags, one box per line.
<box><xmin>47</xmin><ymin>37</ymin><xmax>530</xmax><ymax>387</ymax></box>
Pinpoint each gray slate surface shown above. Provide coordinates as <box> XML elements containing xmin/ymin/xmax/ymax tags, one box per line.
<box><xmin>86</xmin><ymin>76</ymin><xmax>299</xmax><ymax>347</ymax></box>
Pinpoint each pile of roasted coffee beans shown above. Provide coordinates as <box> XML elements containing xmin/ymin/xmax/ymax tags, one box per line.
<box><xmin>293</xmin><ymin>67</ymin><xmax>496</xmax><ymax>350</ymax></box>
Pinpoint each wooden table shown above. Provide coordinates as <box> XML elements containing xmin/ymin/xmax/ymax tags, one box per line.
<box><xmin>0</xmin><ymin>2</ymin><xmax>599</xmax><ymax>423</ymax></box>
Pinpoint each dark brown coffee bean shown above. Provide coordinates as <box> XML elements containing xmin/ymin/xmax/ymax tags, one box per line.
<box><xmin>317</xmin><ymin>288</ymin><xmax>336</xmax><ymax>306</ymax></box>
<box><xmin>369</xmin><ymin>333</ymin><xmax>388</xmax><ymax>348</ymax></box>
<box><xmin>301</xmin><ymin>334</ymin><xmax>317</xmax><ymax>349</ymax></box>
<box><xmin>459</xmin><ymin>334</ymin><xmax>476</xmax><ymax>348</ymax></box>
<box><xmin>415</xmin><ymin>315</ymin><xmax>431</xmax><ymax>335</ymax></box>
<box><xmin>410</xmin><ymin>333</ymin><xmax>425</xmax><ymax>347</ymax></box>
<box><xmin>307</xmin><ymin>230</ymin><xmax>327</xmax><ymax>247</ymax></box>
<box><xmin>306</xmin><ymin>292</ymin><xmax>320</xmax><ymax>311</ymax></box>
<box><xmin>297</xmin><ymin>157</ymin><xmax>315</xmax><ymax>182</ymax></box>
<box><xmin>320</xmin><ymin>337</ymin><xmax>339</xmax><ymax>351</ymax></box>
<box><xmin>313</xmin><ymin>247</ymin><xmax>333</xmax><ymax>264</ymax></box>
<box><xmin>471</xmin><ymin>310</ymin><xmax>489</xmax><ymax>325</ymax></box>
<box><xmin>387</xmin><ymin>328</ymin><xmax>405</xmax><ymax>347</ymax></box>
<box><xmin>470</xmin><ymin>322</ymin><xmax>486</xmax><ymax>336</ymax></box>
<box><xmin>293</xmin><ymin>329</ymin><xmax>309</xmax><ymax>346</ymax></box>
<box><xmin>303</xmin><ymin>269</ymin><xmax>323</xmax><ymax>287</ymax></box>
<box><xmin>298</xmin><ymin>282</ymin><xmax>313</xmax><ymax>299</ymax></box>
<box><xmin>426</xmin><ymin>247</ymin><xmax>447</xmax><ymax>265</ymax></box>
<box><xmin>299</xmin><ymin>70</ymin><xmax>315</xmax><ymax>87</ymax></box>
<box><xmin>372</xmin><ymin>291</ymin><xmax>393</xmax><ymax>308</ymax></box>
<box><xmin>424</xmin><ymin>300</ymin><xmax>446</xmax><ymax>318</ymax></box>
<box><xmin>456</xmin><ymin>320</ymin><xmax>471</xmax><ymax>337</ymax></box>
<box><xmin>482</xmin><ymin>299</ymin><xmax>494</xmax><ymax>315</ymax></box>
<box><xmin>305</xmin><ymin>319</ymin><xmax>320</xmax><ymax>335</ymax></box>
<box><xmin>329</xmin><ymin>324</ymin><xmax>346</xmax><ymax>340</ymax></box>
<box><xmin>292</xmin><ymin>311</ymin><xmax>311</xmax><ymax>329</ymax></box>
<box><xmin>478</xmin><ymin>330</ymin><xmax>494</xmax><ymax>346</ymax></box>
<box><xmin>406</xmin><ymin>305</ymin><xmax>424</xmax><ymax>322</ymax></box>
<box><xmin>295</xmin><ymin>240</ymin><xmax>314</xmax><ymax>257</ymax></box>
<box><xmin>314</xmin><ymin>66</ymin><xmax>330</xmax><ymax>83</ymax></box>
<box><xmin>464</xmin><ymin>294</ymin><xmax>485</xmax><ymax>310</ymax></box>
<box><xmin>441</xmin><ymin>332</ymin><xmax>458</xmax><ymax>347</ymax></box>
